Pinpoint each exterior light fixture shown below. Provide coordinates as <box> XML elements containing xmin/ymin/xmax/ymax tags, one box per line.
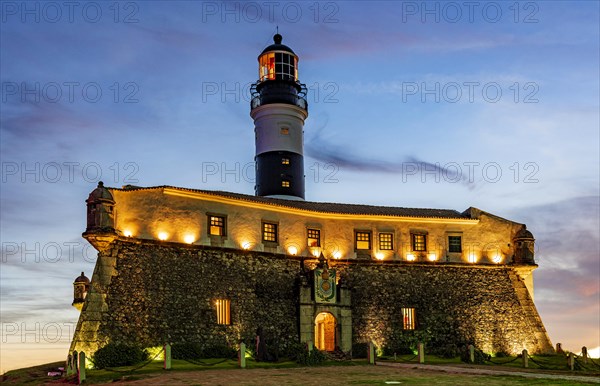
<box><xmin>184</xmin><ymin>235</ymin><xmax>195</xmax><ymax>244</ymax></box>
<box><xmin>123</xmin><ymin>230</ymin><xmax>132</xmax><ymax>237</ymax></box>
<box><xmin>428</xmin><ymin>253</ymin><xmax>437</xmax><ymax>262</ymax></box>
<box><xmin>288</xmin><ymin>246</ymin><xmax>298</xmax><ymax>255</ymax></box>
<box><xmin>158</xmin><ymin>232</ymin><xmax>168</xmax><ymax>241</ymax></box>
<box><xmin>406</xmin><ymin>253</ymin><xmax>416</xmax><ymax>262</ymax></box>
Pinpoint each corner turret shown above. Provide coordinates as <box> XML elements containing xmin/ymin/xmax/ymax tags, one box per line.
<box><xmin>83</xmin><ymin>181</ymin><xmax>117</xmax><ymax>251</ymax></box>
<box><xmin>72</xmin><ymin>272</ymin><xmax>90</xmax><ymax>311</ymax></box>
<box><xmin>514</xmin><ymin>226</ymin><xmax>535</xmax><ymax>265</ymax></box>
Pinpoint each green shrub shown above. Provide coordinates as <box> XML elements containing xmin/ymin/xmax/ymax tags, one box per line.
<box><xmin>171</xmin><ymin>342</ymin><xmax>203</xmax><ymax>359</ymax></box>
<box><xmin>382</xmin><ymin>344</ymin><xmax>414</xmax><ymax>356</ymax></box>
<box><xmin>460</xmin><ymin>345</ymin><xmax>490</xmax><ymax>364</ymax></box>
<box><xmin>352</xmin><ymin>343</ymin><xmax>368</xmax><ymax>359</ymax></box>
<box><xmin>171</xmin><ymin>342</ymin><xmax>236</xmax><ymax>359</ymax></box>
<box><xmin>296</xmin><ymin>348</ymin><xmax>327</xmax><ymax>366</ymax></box>
<box><xmin>92</xmin><ymin>342</ymin><xmax>148</xmax><ymax>369</ymax></box>
<box><xmin>278</xmin><ymin>341</ymin><xmax>325</xmax><ymax>365</ymax></box>
<box><xmin>384</xmin><ymin>329</ymin><xmax>431</xmax><ymax>357</ymax></box>
<box><xmin>282</xmin><ymin>341</ymin><xmax>308</xmax><ymax>361</ymax></box>
<box><xmin>207</xmin><ymin>344</ymin><xmax>236</xmax><ymax>359</ymax></box>
<box><xmin>432</xmin><ymin>344</ymin><xmax>460</xmax><ymax>358</ymax></box>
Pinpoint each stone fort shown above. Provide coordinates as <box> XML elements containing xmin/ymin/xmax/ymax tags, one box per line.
<box><xmin>69</xmin><ymin>34</ymin><xmax>553</xmax><ymax>358</ymax></box>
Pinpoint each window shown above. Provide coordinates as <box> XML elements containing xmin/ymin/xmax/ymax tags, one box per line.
<box><xmin>208</xmin><ymin>215</ymin><xmax>226</xmax><ymax>236</ymax></box>
<box><xmin>259</xmin><ymin>52</ymin><xmax>275</xmax><ymax>81</ymax></box>
<box><xmin>307</xmin><ymin>229</ymin><xmax>321</xmax><ymax>247</ymax></box>
<box><xmin>282</xmin><ymin>158</ymin><xmax>290</xmax><ymax>165</ymax></box>
<box><xmin>275</xmin><ymin>52</ymin><xmax>297</xmax><ymax>81</ymax></box>
<box><xmin>215</xmin><ymin>299</ymin><xmax>231</xmax><ymax>325</ymax></box>
<box><xmin>379</xmin><ymin>233</ymin><xmax>393</xmax><ymax>250</ymax></box>
<box><xmin>258</xmin><ymin>52</ymin><xmax>297</xmax><ymax>81</ymax></box>
<box><xmin>280</xmin><ymin>127</ymin><xmax>289</xmax><ymax>135</ymax></box>
<box><xmin>412</xmin><ymin>234</ymin><xmax>427</xmax><ymax>252</ymax></box>
<box><xmin>355</xmin><ymin>231</ymin><xmax>371</xmax><ymax>250</ymax></box>
<box><xmin>448</xmin><ymin>235</ymin><xmax>462</xmax><ymax>253</ymax></box>
<box><xmin>282</xmin><ymin>180</ymin><xmax>290</xmax><ymax>188</ymax></box>
<box><xmin>262</xmin><ymin>222</ymin><xmax>278</xmax><ymax>243</ymax></box>
<box><xmin>401</xmin><ymin>308</ymin><xmax>416</xmax><ymax>330</ymax></box>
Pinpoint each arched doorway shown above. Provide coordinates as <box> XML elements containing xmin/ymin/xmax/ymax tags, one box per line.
<box><xmin>314</xmin><ymin>312</ymin><xmax>336</xmax><ymax>351</ymax></box>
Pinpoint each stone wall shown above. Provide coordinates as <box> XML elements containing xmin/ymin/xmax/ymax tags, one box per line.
<box><xmin>70</xmin><ymin>239</ymin><xmax>552</xmax><ymax>358</ymax></box>
<box><xmin>70</xmin><ymin>239</ymin><xmax>302</xmax><ymax>357</ymax></box>
<box><xmin>334</xmin><ymin>262</ymin><xmax>552</xmax><ymax>355</ymax></box>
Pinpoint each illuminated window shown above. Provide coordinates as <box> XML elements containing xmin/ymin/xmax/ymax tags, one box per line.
<box><xmin>282</xmin><ymin>158</ymin><xmax>290</xmax><ymax>165</ymax></box>
<box><xmin>379</xmin><ymin>233</ymin><xmax>393</xmax><ymax>250</ymax></box>
<box><xmin>280</xmin><ymin>127</ymin><xmax>289</xmax><ymax>135</ymax></box>
<box><xmin>448</xmin><ymin>236</ymin><xmax>462</xmax><ymax>253</ymax></box>
<box><xmin>402</xmin><ymin>308</ymin><xmax>416</xmax><ymax>330</ymax></box>
<box><xmin>208</xmin><ymin>215</ymin><xmax>226</xmax><ymax>236</ymax></box>
<box><xmin>262</xmin><ymin>222</ymin><xmax>278</xmax><ymax>243</ymax></box>
<box><xmin>355</xmin><ymin>231</ymin><xmax>371</xmax><ymax>250</ymax></box>
<box><xmin>259</xmin><ymin>52</ymin><xmax>297</xmax><ymax>82</ymax></box>
<box><xmin>282</xmin><ymin>180</ymin><xmax>290</xmax><ymax>188</ymax></box>
<box><xmin>215</xmin><ymin>299</ymin><xmax>231</xmax><ymax>325</ymax></box>
<box><xmin>412</xmin><ymin>234</ymin><xmax>427</xmax><ymax>252</ymax></box>
<box><xmin>259</xmin><ymin>53</ymin><xmax>275</xmax><ymax>81</ymax></box>
<box><xmin>308</xmin><ymin>229</ymin><xmax>321</xmax><ymax>247</ymax></box>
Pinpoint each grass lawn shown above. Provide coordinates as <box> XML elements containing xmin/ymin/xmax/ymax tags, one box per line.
<box><xmin>1</xmin><ymin>361</ymin><xmax>65</xmax><ymax>384</ymax></box>
<box><xmin>2</xmin><ymin>356</ymin><xmax>599</xmax><ymax>385</ymax></box>
<box><xmin>380</xmin><ymin>353</ymin><xmax>600</xmax><ymax>372</ymax></box>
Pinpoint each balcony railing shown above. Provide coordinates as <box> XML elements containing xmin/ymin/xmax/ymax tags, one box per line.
<box><xmin>250</xmin><ymin>81</ymin><xmax>308</xmax><ymax>112</ymax></box>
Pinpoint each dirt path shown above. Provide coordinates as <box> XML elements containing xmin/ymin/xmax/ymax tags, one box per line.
<box><xmin>377</xmin><ymin>361</ymin><xmax>600</xmax><ymax>384</ymax></box>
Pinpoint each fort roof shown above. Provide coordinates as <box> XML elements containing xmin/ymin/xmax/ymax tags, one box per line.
<box><xmin>114</xmin><ymin>185</ymin><xmax>472</xmax><ymax>220</ymax></box>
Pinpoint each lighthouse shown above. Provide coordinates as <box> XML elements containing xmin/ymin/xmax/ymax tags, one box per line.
<box><xmin>251</xmin><ymin>33</ymin><xmax>308</xmax><ymax>200</ymax></box>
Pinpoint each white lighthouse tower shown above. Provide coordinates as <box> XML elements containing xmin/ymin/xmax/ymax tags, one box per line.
<box><xmin>251</xmin><ymin>33</ymin><xmax>308</xmax><ymax>200</ymax></box>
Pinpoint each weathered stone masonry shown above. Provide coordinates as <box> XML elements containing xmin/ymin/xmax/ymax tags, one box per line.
<box><xmin>72</xmin><ymin>240</ymin><xmax>301</xmax><ymax>356</ymax></box>
<box><xmin>70</xmin><ymin>238</ymin><xmax>552</xmax><ymax>358</ymax></box>
<box><xmin>339</xmin><ymin>263</ymin><xmax>549</xmax><ymax>355</ymax></box>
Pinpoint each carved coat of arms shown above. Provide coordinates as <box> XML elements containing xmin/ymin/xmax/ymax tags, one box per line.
<box><xmin>314</xmin><ymin>267</ymin><xmax>336</xmax><ymax>303</ymax></box>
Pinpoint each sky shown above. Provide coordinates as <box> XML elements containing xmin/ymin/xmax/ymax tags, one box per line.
<box><xmin>1</xmin><ymin>0</ymin><xmax>599</xmax><ymax>374</ymax></box>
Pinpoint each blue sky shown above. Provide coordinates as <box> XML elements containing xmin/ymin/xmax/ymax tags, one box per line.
<box><xmin>1</xmin><ymin>1</ymin><xmax>598</xmax><ymax>372</ymax></box>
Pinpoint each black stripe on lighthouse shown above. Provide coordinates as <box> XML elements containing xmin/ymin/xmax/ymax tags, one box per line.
<box><xmin>255</xmin><ymin>151</ymin><xmax>304</xmax><ymax>199</ymax></box>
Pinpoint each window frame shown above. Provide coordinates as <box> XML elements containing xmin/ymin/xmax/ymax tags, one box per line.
<box><xmin>448</xmin><ymin>235</ymin><xmax>462</xmax><ymax>253</ymax></box>
<box><xmin>401</xmin><ymin>307</ymin><xmax>416</xmax><ymax>330</ymax></box>
<box><xmin>355</xmin><ymin>230</ymin><xmax>372</xmax><ymax>251</ymax></box>
<box><xmin>262</xmin><ymin>221</ymin><xmax>279</xmax><ymax>244</ymax></box>
<box><xmin>215</xmin><ymin>298</ymin><xmax>231</xmax><ymax>325</ymax></box>
<box><xmin>411</xmin><ymin>233</ymin><xmax>427</xmax><ymax>252</ymax></box>
<box><xmin>259</xmin><ymin>52</ymin><xmax>298</xmax><ymax>82</ymax></box>
<box><xmin>259</xmin><ymin>52</ymin><xmax>275</xmax><ymax>81</ymax></box>
<box><xmin>379</xmin><ymin>232</ymin><xmax>394</xmax><ymax>251</ymax></box>
<box><xmin>307</xmin><ymin>228</ymin><xmax>321</xmax><ymax>248</ymax></box>
<box><xmin>207</xmin><ymin>213</ymin><xmax>227</xmax><ymax>237</ymax></box>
